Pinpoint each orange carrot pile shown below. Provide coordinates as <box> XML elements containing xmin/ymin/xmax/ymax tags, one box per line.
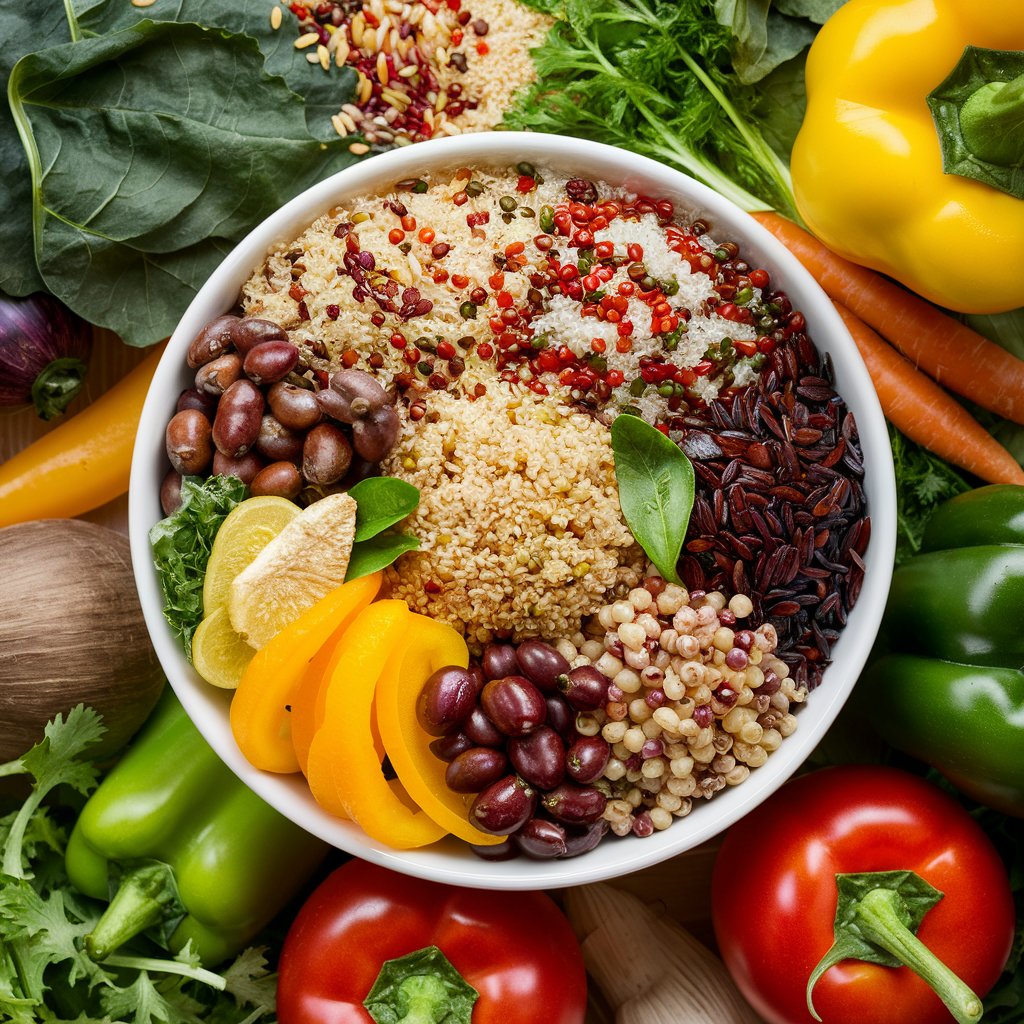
<box><xmin>753</xmin><ymin>212</ymin><xmax>1024</xmax><ymax>485</ymax></box>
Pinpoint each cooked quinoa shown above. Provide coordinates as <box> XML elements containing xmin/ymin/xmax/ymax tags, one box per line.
<box><xmin>382</xmin><ymin>383</ymin><xmax>644</xmax><ymax>644</ymax></box>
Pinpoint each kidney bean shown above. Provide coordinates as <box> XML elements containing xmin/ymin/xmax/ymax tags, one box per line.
<box><xmin>508</xmin><ymin>727</ymin><xmax>565</xmax><ymax>790</ymax></box>
<box><xmin>514</xmin><ymin>818</ymin><xmax>567</xmax><ymax>859</ymax></box>
<box><xmin>469</xmin><ymin>839</ymin><xmax>519</xmax><ymax>861</ymax></box>
<box><xmin>165</xmin><ymin>408</ymin><xmax>212</xmax><ymax>475</ymax></box>
<box><xmin>176</xmin><ymin>387</ymin><xmax>218</xmax><ymax>417</ymax></box>
<box><xmin>480</xmin><ymin>676</ymin><xmax>547</xmax><ymax>736</ymax></box>
<box><xmin>212</xmin><ymin>450</ymin><xmax>264</xmax><ymax>485</ymax></box>
<box><xmin>515</xmin><ymin>639</ymin><xmax>570</xmax><ymax>691</ymax></box>
<box><xmin>429</xmin><ymin>732</ymin><xmax>474</xmax><ymax>762</ymax></box>
<box><xmin>351</xmin><ymin>404</ymin><xmax>400</xmax><ymax>461</ymax></box>
<box><xmin>565</xmin><ymin>735</ymin><xmax>611</xmax><ymax>784</ymax></box>
<box><xmin>195</xmin><ymin>352</ymin><xmax>243</xmax><ymax>395</ymax></box>
<box><xmin>445</xmin><ymin>747</ymin><xmax>508</xmax><ymax>793</ymax></box>
<box><xmin>417</xmin><ymin>665</ymin><xmax>480</xmax><ymax>736</ymax></box>
<box><xmin>302</xmin><ymin>423</ymin><xmax>353</xmax><ymax>485</ymax></box>
<box><xmin>268</xmin><ymin>381</ymin><xmax>322</xmax><ymax>431</ymax></box>
<box><xmin>470</xmin><ymin>775</ymin><xmax>536</xmax><ymax>835</ymax></box>
<box><xmin>325</xmin><ymin>369</ymin><xmax>390</xmax><ymax>423</ymax></box>
<box><xmin>244</xmin><ymin>340</ymin><xmax>299</xmax><ymax>385</ymax></box>
<box><xmin>160</xmin><ymin>469</ymin><xmax>183</xmax><ymax>516</ymax></box>
<box><xmin>186</xmin><ymin>314</ymin><xmax>238</xmax><ymax>369</ymax></box>
<box><xmin>481</xmin><ymin>643</ymin><xmax>520</xmax><ymax>681</ymax></box>
<box><xmin>231</xmin><ymin>317</ymin><xmax>288</xmax><ymax>355</ymax></box>
<box><xmin>212</xmin><ymin>379</ymin><xmax>263</xmax><ymax>457</ymax></box>
<box><xmin>463</xmin><ymin>708</ymin><xmax>504</xmax><ymax>748</ymax></box>
<box><xmin>544</xmin><ymin>694</ymin><xmax>575</xmax><ymax>740</ymax></box>
<box><xmin>558</xmin><ymin>665</ymin><xmax>610</xmax><ymax>711</ymax></box>
<box><xmin>562</xmin><ymin>819</ymin><xmax>609</xmax><ymax>858</ymax></box>
<box><xmin>541</xmin><ymin>782</ymin><xmax>607</xmax><ymax>825</ymax></box>
<box><xmin>256</xmin><ymin>414</ymin><xmax>305</xmax><ymax>463</ymax></box>
<box><xmin>250</xmin><ymin>461</ymin><xmax>302</xmax><ymax>499</ymax></box>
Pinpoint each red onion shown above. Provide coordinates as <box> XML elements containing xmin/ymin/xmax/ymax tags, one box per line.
<box><xmin>0</xmin><ymin>293</ymin><xmax>92</xmax><ymax>419</ymax></box>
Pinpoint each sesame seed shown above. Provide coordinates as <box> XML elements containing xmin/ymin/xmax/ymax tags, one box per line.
<box><xmin>269</xmin><ymin>5</ymin><xmax>282</xmax><ymax>29</ymax></box>
<box><xmin>349</xmin><ymin>142</ymin><xmax>371</xmax><ymax>155</ymax></box>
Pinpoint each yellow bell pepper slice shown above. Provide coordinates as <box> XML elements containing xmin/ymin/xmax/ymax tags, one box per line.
<box><xmin>229</xmin><ymin>572</ymin><xmax>381</xmax><ymax>774</ymax></box>
<box><xmin>376</xmin><ymin>614</ymin><xmax>504</xmax><ymax>846</ymax></box>
<box><xmin>306</xmin><ymin>600</ymin><xmax>445</xmax><ymax>848</ymax></box>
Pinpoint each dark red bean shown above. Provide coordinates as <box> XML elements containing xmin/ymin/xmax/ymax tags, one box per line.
<box><xmin>463</xmin><ymin>708</ymin><xmax>504</xmax><ymax>748</ymax></box>
<box><xmin>541</xmin><ymin>782</ymin><xmax>607</xmax><ymax>825</ymax></box>
<box><xmin>469</xmin><ymin>839</ymin><xmax>519</xmax><ymax>861</ymax></box>
<box><xmin>351</xmin><ymin>404</ymin><xmax>400</xmax><ymax>461</ymax></box>
<box><xmin>268</xmin><ymin>381</ymin><xmax>322</xmax><ymax>431</ymax></box>
<box><xmin>514</xmin><ymin>818</ymin><xmax>567</xmax><ymax>859</ymax></box>
<box><xmin>566</xmin><ymin>735</ymin><xmax>610</xmax><ymax>784</ymax></box>
<box><xmin>302</xmin><ymin>423</ymin><xmax>353</xmax><ymax>485</ymax></box>
<box><xmin>212</xmin><ymin>450</ymin><xmax>264</xmax><ymax>485</ymax></box>
<box><xmin>212</xmin><ymin>379</ymin><xmax>263</xmax><ymax>457</ymax></box>
<box><xmin>176</xmin><ymin>387</ymin><xmax>218</xmax><ymax>417</ymax></box>
<box><xmin>508</xmin><ymin>727</ymin><xmax>565</xmax><ymax>790</ymax></box>
<box><xmin>160</xmin><ymin>468</ymin><xmax>182</xmax><ymax>516</ymax></box>
<box><xmin>558</xmin><ymin>665</ymin><xmax>610</xmax><ymax>711</ymax></box>
<box><xmin>562</xmin><ymin>820</ymin><xmax>609</xmax><ymax>858</ymax></box>
<box><xmin>544</xmin><ymin>694</ymin><xmax>575</xmax><ymax>740</ymax></box>
<box><xmin>480</xmin><ymin>676</ymin><xmax>547</xmax><ymax>736</ymax></box>
<box><xmin>256</xmin><ymin>415</ymin><xmax>305</xmax><ymax>463</ymax></box>
<box><xmin>250</xmin><ymin>460</ymin><xmax>303</xmax><ymax>499</ymax></box>
<box><xmin>429</xmin><ymin>732</ymin><xmax>474</xmax><ymax>762</ymax></box>
<box><xmin>470</xmin><ymin>775</ymin><xmax>536</xmax><ymax>835</ymax></box>
<box><xmin>445</xmin><ymin>747</ymin><xmax>508</xmax><ymax>793</ymax></box>
<box><xmin>417</xmin><ymin>665</ymin><xmax>480</xmax><ymax>736</ymax></box>
<box><xmin>165</xmin><ymin>408</ymin><xmax>212</xmax><ymax>475</ymax></box>
<box><xmin>340</xmin><ymin>456</ymin><xmax>380</xmax><ymax>489</ymax></box>
<box><xmin>195</xmin><ymin>352</ymin><xmax>243</xmax><ymax>395</ymax></box>
<box><xmin>231</xmin><ymin>317</ymin><xmax>288</xmax><ymax>355</ymax></box>
<box><xmin>244</xmin><ymin>340</ymin><xmax>299</xmax><ymax>385</ymax></box>
<box><xmin>325</xmin><ymin>369</ymin><xmax>390</xmax><ymax>423</ymax></box>
<box><xmin>515</xmin><ymin>639</ymin><xmax>570</xmax><ymax>691</ymax></box>
<box><xmin>481</xmin><ymin>644</ymin><xmax>520</xmax><ymax>681</ymax></box>
<box><xmin>186</xmin><ymin>314</ymin><xmax>238</xmax><ymax>369</ymax></box>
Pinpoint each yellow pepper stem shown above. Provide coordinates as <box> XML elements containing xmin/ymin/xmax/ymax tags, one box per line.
<box><xmin>960</xmin><ymin>71</ymin><xmax>1024</xmax><ymax>167</ymax></box>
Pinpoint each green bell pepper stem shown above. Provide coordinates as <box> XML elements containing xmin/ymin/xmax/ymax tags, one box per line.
<box><xmin>85</xmin><ymin>861</ymin><xmax>180</xmax><ymax>961</ymax></box>
<box><xmin>959</xmin><ymin>71</ymin><xmax>1024</xmax><ymax>167</ymax></box>
<box><xmin>853</xmin><ymin>889</ymin><xmax>982</xmax><ymax>1024</ymax></box>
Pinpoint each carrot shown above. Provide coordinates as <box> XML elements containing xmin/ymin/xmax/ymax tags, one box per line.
<box><xmin>834</xmin><ymin>303</ymin><xmax>1024</xmax><ymax>486</ymax></box>
<box><xmin>753</xmin><ymin>211</ymin><xmax>1024</xmax><ymax>426</ymax></box>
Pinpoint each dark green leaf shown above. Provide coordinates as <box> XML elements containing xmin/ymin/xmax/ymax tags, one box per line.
<box><xmin>364</xmin><ymin>946</ymin><xmax>478</xmax><ymax>1024</ymax></box>
<box><xmin>966</xmin><ymin>308</ymin><xmax>1024</xmax><ymax>363</ymax></box>
<box><xmin>149</xmin><ymin>475</ymin><xmax>248</xmax><ymax>658</ymax></box>
<box><xmin>752</xmin><ymin>51</ymin><xmax>809</xmax><ymax>159</ymax></box>
<box><xmin>611</xmin><ymin>414</ymin><xmax>694</xmax><ymax>585</ymax></box>
<box><xmin>9</xmin><ymin>20</ymin><xmax>357</xmax><ymax>346</ymax></box>
<box><xmin>345</xmin><ymin>532</ymin><xmax>420</xmax><ymax>581</ymax></box>
<box><xmin>775</xmin><ymin>0</ymin><xmax>846</xmax><ymax>24</ymax></box>
<box><xmin>349</xmin><ymin>477</ymin><xmax>421</xmax><ymax>543</ymax></box>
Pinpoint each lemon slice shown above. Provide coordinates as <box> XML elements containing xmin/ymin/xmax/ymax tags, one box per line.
<box><xmin>203</xmin><ymin>496</ymin><xmax>301</xmax><ymax>614</ymax></box>
<box><xmin>228</xmin><ymin>493</ymin><xmax>358</xmax><ymax>650</ymax></box>
<box><xmin>192</xmin><ymin>606</ymin><xmax>258</xmax><ymax>689</ymax></box>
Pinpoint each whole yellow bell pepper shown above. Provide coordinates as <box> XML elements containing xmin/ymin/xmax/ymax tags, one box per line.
<box><xmin>791</xmin><ymin>0</ymin><xmax>1024</xmax><ymax>314</ymax></box>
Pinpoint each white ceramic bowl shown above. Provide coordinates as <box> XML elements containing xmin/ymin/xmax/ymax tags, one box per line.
<box><xmin>129</xmin><ymin>132</ymin><xmax>896</xmax><ymax>889</ymax></box>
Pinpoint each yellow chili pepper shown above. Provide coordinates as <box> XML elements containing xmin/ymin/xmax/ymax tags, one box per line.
<box><xmin>0</xmin><ymin>346</ymin><xmax>164</xmax><ymax>528</ymax></box>
<box><xmin>230</xmin><ymin>573</ymin><xmax>381</xmax><ymax>774</ymax></box>
<box><xmin>376</xmin><ymin>614</ymin><xmax>504</xmax><ymax>846</ymax></box>
<box><xmin>791</xmin><ymin>0</ymin><xmax>1024</xmax><ymax>313</ymax></box>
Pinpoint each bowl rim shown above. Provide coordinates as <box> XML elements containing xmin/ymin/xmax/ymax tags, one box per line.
<box><xmin>129</xmin><ymin>131</ymin><xmax>897</xmax><ymax>889</ymax></box>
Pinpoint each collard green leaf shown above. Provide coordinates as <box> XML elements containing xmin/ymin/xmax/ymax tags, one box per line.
<box><xmin>8</xmin><ymin>20</ymin><xmax>357</xmax><ymax>345</ymax></box>
<box><xmin>349</xmin><ymin>477</ymin><xmax>420</xmax><ymax>543</ymax></box>
<box><xmin>611</xmin><ymin>414</ymin><xmax>694</xmax><ymax>585</ymax></box>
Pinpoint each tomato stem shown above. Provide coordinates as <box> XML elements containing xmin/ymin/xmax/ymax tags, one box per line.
<box><xmin>363</xmin><ymin>945</ymin><xmax>478</xmax><ymax>1024</ymax></box>
<box><xmin>853</xmin><ymin>888</ymin><xmax>982</xmax><ymax>1024</ymax></box>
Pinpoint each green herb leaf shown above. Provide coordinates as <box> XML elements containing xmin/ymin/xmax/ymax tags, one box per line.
<box><xmin>715</xmin><ymin>1</ymin><xmax>815</xmax><ymax>84</ymax></box>
<box><xmin>149</xmin><ymin>475</ymin><xmax>248</xmax><ymax>659</ymax></box>
<box><xmin>364</xmin><ymin>945</ymin><xmax>478</xmax><ymax>1024</ymax></box>
<box><xmin>345</xmin><ymin>532</ymin><xmax>420</xmax><ymax>582</ymax></box>
<box><xmin>7</xmin><ymin>19</ymin><xmax>357</xmax><ymax>346</ymax></box>
<box><xmin>775</xmin><ymin>0</ymin><xmax>846</xmax><ymax>24</ymax></box>
<box><xmin>611</xmin><ymin>414</ymin><xmax>694</xmax><ymax>585</ymax></box>
<box><xmin>349</xmin><ymin>478</ymin><xmax>421</xmax><ymax>543</ymax></box>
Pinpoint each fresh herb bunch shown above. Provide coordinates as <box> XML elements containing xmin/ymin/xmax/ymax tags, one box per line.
<box><xmin>0</xmin><ymin>706</ymin><xmax>277</xmax><ymax>1023</ymax></box>
<box><xmin>505</xmin><ymin>0</ymin><xmax>800</xmax><ymax>218</ymax></box>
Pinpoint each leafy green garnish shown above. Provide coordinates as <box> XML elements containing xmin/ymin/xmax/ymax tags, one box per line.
<box><xmin>346</xmin><ymin>532</ymin><xmax>421</xmax><ymax>583</ymax></box>
<box><xmin>349</xmin><ymin>477</ymin><xmax>421</xmax><ymax>543</ymax></box>
<box><xmin>611</xmin><ymin>414</ymin><xmax>695</xmax><ymax>585</ymax></box>
<box><xmin>0</xmin><ymin>708</ymin><xmax>277</xmax><ymax>1023</ymax></box>
<box><xmin>150</xmin><ymin>475</ymin><xmax>248</xmax><ymax>660</ymax></box>
<box><xmin>714</xmin><ymin>0</ymin><xmax>816</xmax><ymax>85</ymax></box>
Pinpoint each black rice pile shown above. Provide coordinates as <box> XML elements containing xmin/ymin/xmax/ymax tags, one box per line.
<box><xmin>674</xmin><ymin>332</ymin><xmax>869</xmax><ymax>690</ymax></box>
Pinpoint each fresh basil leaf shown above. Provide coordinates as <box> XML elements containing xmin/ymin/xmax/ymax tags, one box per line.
<box><xmin>8</xmin><ymin>20</ymin><xmax>357</xmax><ymax>346</ymax></box>
<box><xmin>345</xmin><ymin>532</ymin><xmax>420</xmax><ymax>582</ymax></box>
<box><xmin>611</xmin><ymin>414</ymin><xmax>694</xmax><ymax>585</ymax></box>
<box><xmin>349</xmin><ymin>477</ymin><xmax>421</xmax><ymax>543</ymax></box>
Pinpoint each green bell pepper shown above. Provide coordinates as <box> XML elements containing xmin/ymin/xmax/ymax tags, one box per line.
<box><xmin>65</xmin><ymin>690</ymin><xmax>328</xmax><ymax>966</ymax></box>
<box><xmin>863</xmin><ymin>485</ymin><xmax>1024</xmax><ymax>818</ymax></box>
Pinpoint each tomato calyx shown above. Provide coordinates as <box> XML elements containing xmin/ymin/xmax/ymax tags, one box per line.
<box><xmin>808</xmin><ymin>871</ymin><xmax>983</xmax><ymax>1024</ymax></box>
<box><xmin>363</xmin><ymin>945</ymin><xmax>479</xmax><ymax>1024</ymax></box>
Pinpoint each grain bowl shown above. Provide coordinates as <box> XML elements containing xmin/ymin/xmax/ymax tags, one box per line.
<box><xmin>129</xmin><ymin>132</ymin><xmax>896</xmax><ymax>888</ymax></box>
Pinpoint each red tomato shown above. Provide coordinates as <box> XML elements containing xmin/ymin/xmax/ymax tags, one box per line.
<box><xmin>277</xmin><ymin>860</ymin><xmax>587</xmax><ymax>1024</ymax></box>
<box><xmin>712</xmin><ymin>766</ymin><xmax>1015</xmax><ymax>1024</ymax></box>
